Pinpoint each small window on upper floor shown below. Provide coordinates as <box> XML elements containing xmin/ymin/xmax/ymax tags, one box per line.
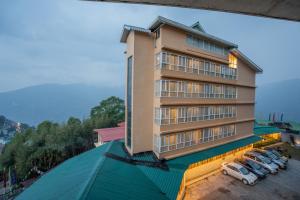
<box><xmin>229</xmin><ymin>54</ymin><xmax>237</xmax><ymax>68</ymax></box>
<box><xmin>155</xmin><ymin>28</ymin><xmax>160</xmax><ymax>39</ymax></box>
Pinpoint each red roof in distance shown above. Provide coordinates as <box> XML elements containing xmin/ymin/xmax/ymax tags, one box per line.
<box><xmin>94</xmin><ymin>122</ymin><xmax>125</xmax><ymax>143</ymax></box>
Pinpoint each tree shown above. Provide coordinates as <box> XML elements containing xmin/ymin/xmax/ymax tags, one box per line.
<box><xmin>0</xmin><ymin>96</ymin><xmax>125</xmax><ymax>181</ymax></box>
<box><xmin>90</xmin><ymin>96</ymin><xmax>125</xmax><ymax>128</ymax></box>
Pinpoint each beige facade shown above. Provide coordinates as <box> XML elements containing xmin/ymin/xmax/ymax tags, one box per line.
<box><xmin>121</xmin><ymin>17</ymin><xmax>262</xmax><ymax>159</ymax></box>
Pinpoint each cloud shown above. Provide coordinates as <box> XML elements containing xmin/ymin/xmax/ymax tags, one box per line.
<box><xmin>0</xmin><ymin>0</ymin><xmax>299</xmax><ymax>92</ymax></box>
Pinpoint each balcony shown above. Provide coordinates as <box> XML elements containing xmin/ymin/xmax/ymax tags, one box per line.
<box><xmin>155</xmin><ymin>52</ymin><xmax>238</xmax><ymax>82</ymax></box>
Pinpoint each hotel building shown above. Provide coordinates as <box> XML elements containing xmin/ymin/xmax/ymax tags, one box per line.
<box><xmin>121</xmin><ymin>16</ymin><xmax>262</xmax><ymax>159</ymax></box>
<box><xmin>19</xmin><ymin>16</ymin><xmax>267</xmax><ymax>200</ymax></box>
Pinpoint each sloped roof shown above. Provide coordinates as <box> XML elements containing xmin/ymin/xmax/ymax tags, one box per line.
<box><xmin>94</xmin><ymin>126</ymin><xmax>125</xmax><ymax>143</ymax></box>
<box><xmin>120</xmin><ymin>24</ymin><xmax>151</xmax><ymax>43</ymax></box>
<box><xmin>167</xmin><ymin>135</ymin><xmax>261</xmax><ymax>169</ymax></box>
<box><xmin>149</xmin><ymin>16</ymin><xmax>237</xmax><ymax>48</ymax></box>
<box><xmin>230</xmin><ymin>49</ymin><xmax>263</xmax><ymax>73</ymax></box>
<box><xmin>254</xmin><ymin>124</ymin><xmax>282</xmax><ymax>136</ymax></box>
<box><xmin>120</xmin><ymin>16</ymin><xmax>237</xmax><ymax>48</ymax></box>
<box><xmin>16</xmin><ymin>142</ymin><xmax>169</xmax><ymax>200</ymax></box>
<box><xmin>16</xmin><ymin>135</ymin><xmax>260</xmax><ymax>200</ymax></box>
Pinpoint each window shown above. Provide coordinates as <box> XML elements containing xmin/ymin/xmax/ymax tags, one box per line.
<box><xmin>192</xmin><ymin>131</ymin><xmax>198</xmax><ymax>145</ymax></box>
<box><xmin>170</xmin><ymin>108</ymin><xmax>177</xmax><ymax>124</ymax></box>
<box><xmin>126</xmin><ymin>56</ymin><xmax>133</xmax><ymax>148</ymax></box>
<box><xmin>185</xmin><ymin>132</ymin><xmax>192</xmax><ymax>147</ymax></box>
<box><xmin>161</xmin><ymin>108</ymin><xmax>170</xmax><ymax>125</ymax></box>
<box><xmin>178</xmin><ymin>56</ymin><xmax>186</xmax><ymax>71</ymax></box>
<box><xmin>169</xmin><ymin>135</ymin><xmax>176</xmax><ymax>150</ymax></box>
<box><xmin>177</xmin><ymin>133</ymin><xmax>185</xmax><ymax>149</ymax></box>
<box><xmin>153</xmin><ymin>124</ymin><xmax>236</xmax><ymax>153</ymax></box>
<box><xmin>229</xmin><ymin>54</ymin><xmax>237</xmax><ymax>68</ymax></box>
<box><xmin>155</xmin><ymin>51</ymin><xmax>237</xmax><ymax>80</ymax></box>
<box><xmin>154</xmin><ymin>108</ymin><xmax>161</xmax><ymax>124</ymax></box>
<box><xmin>155</xmin><ymin>28</ymin><xmax>160</xmax><ymax>39</ymax></box>
<box><xmin>198</xmin><ymin>130</ymin><xmax>203</xmax><ymax>143</ymax></box>
<box><xmin>203</xmin><ymin>128</ymin><xmax>210</xmax><ymax>142</ymax></box>
<box><xmin>155</xmin><ymin>79</ymin><xmax>237</xmax><ymax>99</ymax></box>
<box><xmin>161</xmin><ymin>136</ymin><xmax>169</xmax><ymax>152</ymax></box>
<box><xmin>186</xmin><ymin>35</ymin><xmax>229</xmax><ymax>56</ymax></box>
<box><xmin>178</xmin><ymin>107</ymin><xmax>187</xmax><ymax>123</ymax></box>
<box><xmin>155</xmin><ymin>53</ymin><xmax>161</xmax><ymax>68</ymax></box>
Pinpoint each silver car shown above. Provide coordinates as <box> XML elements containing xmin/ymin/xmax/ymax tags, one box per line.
<box><xmin>253</xmin><ymin>149</ymin><xmax>287</xmax><ymax>169</ymax></box>
<box><xmin>243</xmin><ymin>151</ymin><xmax>279</xmax><ymax>174</ymax></box>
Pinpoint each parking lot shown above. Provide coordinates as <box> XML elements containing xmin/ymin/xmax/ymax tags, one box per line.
<box><xmin>184</xmin><ymin>159</ymin><xmax>300</xmax><ymax>200</ymax></box>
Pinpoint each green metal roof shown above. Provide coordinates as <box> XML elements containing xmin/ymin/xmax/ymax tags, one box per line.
<box><xmin>289</xmin><ymin>122</ymin><xmax>300</xmax><ymax>131</ymax></box>
<box><xmin>254</xmin><ymin>125</ymin><xmax>282</xmax><ymax>136</ymax></box>
<box><xmin>17</xmin><ymin>135</ymin><xmax>260</xmax><ymax>200</ymax></box>
<box><xmin>167</xmin><ymin>135</ymin><xmax>261</xmax><ymax>169</ymax></box>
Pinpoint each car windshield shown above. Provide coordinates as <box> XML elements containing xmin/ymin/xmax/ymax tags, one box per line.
<box><xmin>260</xmin><ymin>156</ymin><xmax>272</xmax><ymax>164</ymax></box>
<box><xmin>268</xmin><ymin>153</ymin><xmax>279</xmax><ymax>160</ymax></box>
<box><xmin>240</xmin><ymin>167</ymin><xmax>250</xmax><ymax>175</ymax></box>
<box><xmin>272</xmin><ymin>150</ymin><xmax>281</xmax><ymax>157</ymax></box>
<box><xmin>250</xmin><ymin>161</ymin><xmax>261</xmax><ymax>169</ymax></box>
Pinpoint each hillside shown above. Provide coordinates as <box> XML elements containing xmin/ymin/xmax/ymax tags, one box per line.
<box><xmin>0</xmin><ymin>84</ymin><xmax>124</xmax><ymax>125</ymax></box>
<box><xmin>256</xmin><ymin>79</ymin><xmax>300</xmax><ymax>122</ymax></box>
<box><xmin>0</xmin><ymin>115</ymin><xmax>29</xmax><ymax>144</ymax></box>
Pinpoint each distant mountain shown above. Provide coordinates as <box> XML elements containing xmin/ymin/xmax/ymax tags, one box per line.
<box><xmin>256</xmin><ymin>79</ymin><xmax>300</xmax><ymax>122</ymax></box>
<box><xmin>0</xmin><ymin>84</ymin><xmax>124</xmax><ymax>126</ymax></box>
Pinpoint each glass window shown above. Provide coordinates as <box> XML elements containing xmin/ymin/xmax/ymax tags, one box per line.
<box><xmin>126</xmin><ymin>56</ymin><xmax>133</xmax><ymax>148</ymax></box>
<box><xmin>169</xmin><ymin>135</ymin><xmax>176</xmax><ymax>150</ymax></box>
<box><xmin>203</xmin><ymin>128</ymin><xmax>210</xmax><ymax>142</ymax></box>
<box><xmin>177</xmin><ymin>133</ymin><xmax>185</xmax><ymax>149</ymax></box>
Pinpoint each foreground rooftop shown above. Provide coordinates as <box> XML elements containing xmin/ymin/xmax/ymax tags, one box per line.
<box><xmin>17</xmin><ymin>135</ymin><xmax>260</xmax><ymax>200</ymax></box>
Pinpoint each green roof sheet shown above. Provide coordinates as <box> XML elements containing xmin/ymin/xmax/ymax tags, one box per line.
<box><xmin>17</xmin><ymin>135</ymin><xmax>260</xmax><ymax>200</ymax></box>
<box><xmin>167</xmin><ymin>135</ymin><xmax>261</xmax><ymax>169</ymax></box>
<box><xmin>289</xmin><ymin>122</ymin><xmax>300</xmax><ymax>131</ymax></box>
<box><xmin>256</xmin><ymin>119</ymin><xmax>300</xmax><ymax>132</ymax></box>
<box><xmin>254</xmin><ymin>125</ymin><xmax>282</xmax><ymax>136</ymax></box>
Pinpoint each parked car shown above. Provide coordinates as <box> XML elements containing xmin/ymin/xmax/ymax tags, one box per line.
<box><xmin>236</xmin><ymin>159</ymin><xmax>268</xmax><ymax>179</ymax></box>
<box><xmin>267</xmin><ymin>148</ymin><xmax>289</xmax><ymax>163</ymax></box>
<box><xmin>243</xmin><ymin>151</ymin><xmax>279</xmax><ymax>174</ymax></box>
<box><xmin>221</xmin><ymin>162</ymin><xmax>258</xmax><ymax>185</ymax></box>
<box><xmin>253</xmin><ymin>149</ymin><xmax>287</xmax><ymax>169</ymax></box>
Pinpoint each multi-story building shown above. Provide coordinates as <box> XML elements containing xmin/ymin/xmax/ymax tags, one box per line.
<box><xmin>121</xmin><ymin>16</ymin><xmax>262</xmax><ymax>160</ymax></box>
<box><xmin>18</xmin><ymin>17</ymin><xmax>266</xmax><ymax>200</ymax></box>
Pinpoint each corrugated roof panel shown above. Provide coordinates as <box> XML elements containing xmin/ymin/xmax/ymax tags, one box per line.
<box><xmin>167</xmin><ymin>135</ymin><xmax>261</xmax><ymax>169</ymax></box>
<box><xmin>17</xmin><ymin>135</ymin><xmax>262</xmax><ymax>200</ymax></box>
<box><xmin>254</xmin><ymin>126</ymin><xmax>282</xmax><ymax>135</ymax></box>
<box><xmin>16</xmin><ymin>143</ymin><xmax>110</xmax><ymax>200</ymax></box>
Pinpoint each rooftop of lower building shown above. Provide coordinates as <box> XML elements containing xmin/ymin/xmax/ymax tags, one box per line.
<box><xmin>17</xmin><ymin>135</ymin><xmax>261</xmax><ymax>200</ymax></box>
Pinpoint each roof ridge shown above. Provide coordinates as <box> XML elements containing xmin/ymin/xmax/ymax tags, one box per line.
<box><xmin>136</xmin><ymin>166</ymin><xmax>171</xmax><ymax>199</ymax></box>
<box><xmin>94</xmin><ymin>126</ymin><xmax>124</xmax><ymax>131</ymax></box>
<box><xmin>78</xmin><ymin>142</ymin><xmax>113</xmax><ymax>200</ymax></box>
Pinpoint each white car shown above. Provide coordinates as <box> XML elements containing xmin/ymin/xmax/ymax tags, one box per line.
<box><xmin>243</xmin><ymin>151</ymin><xmax>279</xmax><ymax>174</ymax></box>
<box><xmin>221</xmin><ymin>162</ymin><xmax>258</xmax><ymax>185</ymax></box>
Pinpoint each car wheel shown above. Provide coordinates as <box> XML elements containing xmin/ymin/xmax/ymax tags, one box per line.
<box><xmin>222</xmin><ymin>170</ymin><xmax>228</xmax><ymax>175</ymax></box>
<box><xmin>242</xmin><ymin>179</ymin><xmax>249</xmax><ymax>185</ymax></box>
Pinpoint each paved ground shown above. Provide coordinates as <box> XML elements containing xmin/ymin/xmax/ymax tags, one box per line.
<box><xmin>185</xmin><ymin>159</ymin><xmax>300</xmax><ymax>200</ymax></box>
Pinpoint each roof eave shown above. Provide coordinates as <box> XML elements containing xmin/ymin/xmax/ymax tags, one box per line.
<box><xmin>120</xmin><ymin>26</ymin><xmax>130</xmax><ymax>43</ymax></box>
<box><xmin>231</xmin><ymin>49</ymin><xmax>263</xmax><ymax>73</ymax></box>
<box><xmin>120</xmin><ymin>25</ymin><xmax>152</xmax><ymax>43</ymax></box>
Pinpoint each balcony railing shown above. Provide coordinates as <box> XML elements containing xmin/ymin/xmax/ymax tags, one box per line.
<box><xmin>155</xmin><ymin>52</ymin><xmax>237</xmax><ymax>81</ymax></box>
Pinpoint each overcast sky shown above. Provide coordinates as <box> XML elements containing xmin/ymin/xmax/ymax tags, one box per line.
<box><xmin>0</xmin><ymin>0</ymin><xmax>299</xmax><ymax>92</ymax></box>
